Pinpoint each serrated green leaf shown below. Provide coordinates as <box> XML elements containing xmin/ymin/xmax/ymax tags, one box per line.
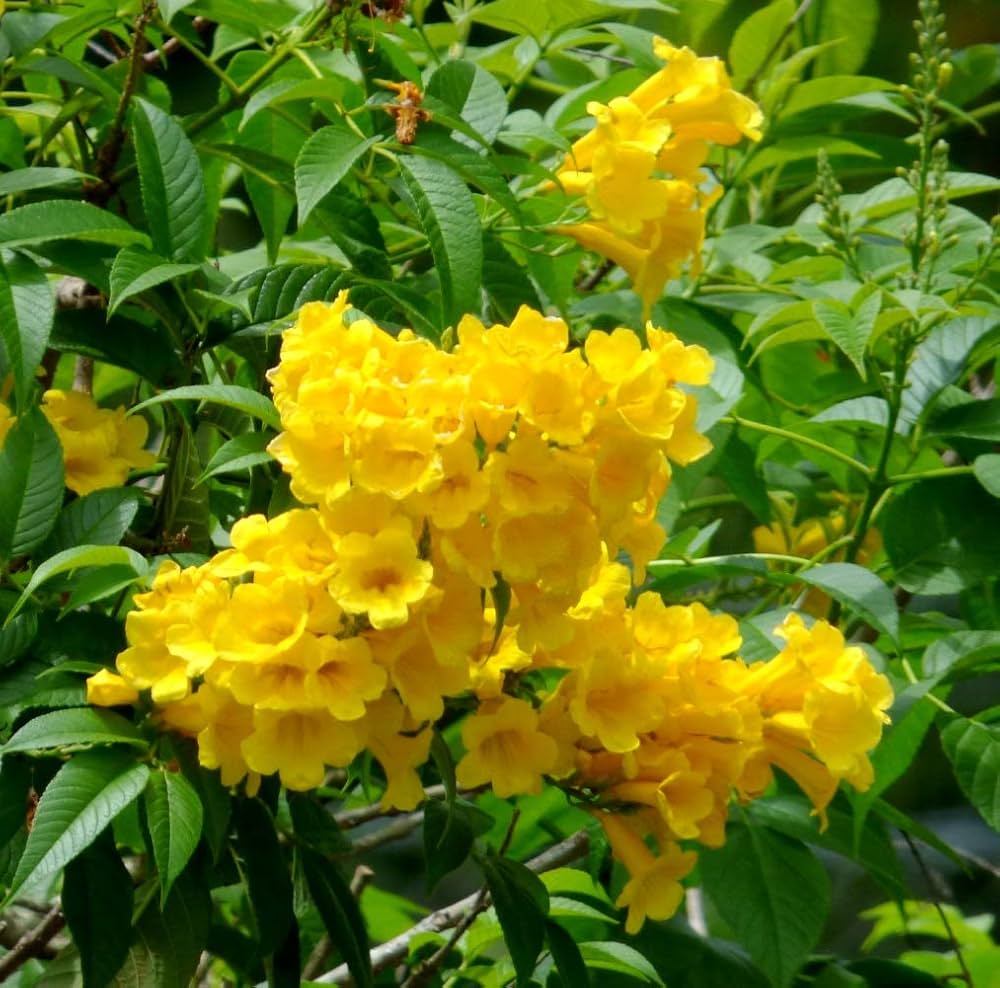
<box><xmin>158</xmin><ymin>0</ymin><xmax>197</xmax><ymax>22</ymax></box>
<box><xmin>794</xmin><ymin>562</ymin><xmax>899</xmax><ymax>643</ymax></box>
<box><xmin>158</xmin><ymin>422</ymin><xmax>212</xmax><ymax>555</ymax></box>
<box><xmin>2</xmin><ymin>708</ymin><xmax>145</xmax><ymax>755</ymax></box>
<box><xmin>132</xmin><ymin>97</ymin><xmax>209</xmax><ymax>261</ymax></box>
<box><xmin>921</xmin><ymin>630</ymin><xmax>1000</xmax><ymax>681</ymax></box>
<box><xmin>3</xmin><ymin>749</ymin><xmax>149</xmax><ymax>906</ymax></box>
<box><xmin>235</xmin><ymin>797</ymin><xmax>294</xmax><ymax>955</ymax></box>
<box><xmin>425</xmin><ymin>59</ymin><xmax>508</xmax><ymax>147</ymax></box>
<box><xmin>41</xmin><ymin>487</ymin><xmax>142</xmax><ymax>557</ymax></box>
<box><xmin>398</xmin><ymin>155</ymin><xmax>482</xmax><ymax>329</ymax></box>
<box><xmin>174</xmin><ymin>741</ymin><xmax>231</xmax><ymax>861</ymax></box>
<box><xmin>62</xmin><ymin>827</ymin><xmax>134</xmax><ymax>988</ymax></box>
<box><xmin>0</xmin><ymin>166</ymin><xmax>86</xmax><ymax>196</ymax></box>
<box><xmin>146</xmin><ymin>768</ymin><xmax>203</xmax><ymax>905</ymax></box>
<box><xmin>812</xmin><ymin>297</ymin><xmax>876</xmax><ymax>378</ymax></box>
<box><xmin>480</xmin><ymin>849</ymin><xmax>550</xmax><ymax>985</ymax></box>
<box><xmin>0</xmin><ymin>407</ymin><xmax>65</xmax><ymax>563</ymax></box>
<box><xmin>301</xmin><ymin>846</ymin><xmax>373</xmax><ymax>988</ymax></box>
<box><xmin>941</xmin><ymin>718</ymin><xmax>1000</xmax><ymax>832</ymax></box>
<box><xmin>294</xmin><ymin>121</ymin><xmax>380</xmax><ymax>225</ymax></box>
<box><xmin>701</xmin><ymin>823</ymin><xmax>830</xmax><ymax>988</ymax></box>
<box><xmin>130</xmin><ymin>384</ymin><xmax>281</xmax><ymax>429</ymax></box>
<box><xmin>0</xmin><ymin>201</ymin><xmax>149</xmax><ymax>250</ymax></box>
<box><xmin>5</xmin><ymin>545</ymin><xmax>148</xmax><ymax>625</ymax></box>
<box><xmin>0</xmin><ymin>251</ymin><xmax>54</xmax><ymax>408</ymax></box>
<box><xmin>195</xmin><ymin>431</ymin><xmax>273</xmax><ymax>485</ymax></box>
<box><xmin>108</xmin><ymin>245</ymin><xmax>199</xmax><ymax>315</ymax></box>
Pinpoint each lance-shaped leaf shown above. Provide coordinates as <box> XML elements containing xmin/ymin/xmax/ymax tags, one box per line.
<box><xmin>146</xmin><ymin>768</ymin><xmax>204</xmax><ymax>905</ymax></box>
<box><xmin>108</xmin><ymin>245</ymin><xmax>200</xmax><ymax>315</ymax></box>
<box><xmin>3</xmin><ymin>749</ymin><xmax>149</xmax><ymax>906</ymax></box>
<box><xmin>132</xmin><ymin>97</ymin><xmax>209</xmax><ymax>261</ymax></box>
<box><xmin>294</xmin><ymin>120</ymin><xmax>380</xmax><ymax>225</ymax></box>
<box><xmin>0</xmin><ymin>251</ymin><xmax>55</xmax><ymax>408</ymax></box>
<box><xmin>2</xmin><ymin>708</ymin><xmax>145</xmax><ymax>755</ymax></box>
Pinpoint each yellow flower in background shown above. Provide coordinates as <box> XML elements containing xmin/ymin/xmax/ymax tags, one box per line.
<box><xmin>41</xmin><ymin>389</ymin><xmax>155</xmax><ymax>495</ymax></box>
<box><xmin>554</xmin><ymin>39</ymin><xmax>761</xmax><ymax>314</ymax></box>
<box><xmin>456</xmin><ymin>697</ymin><xmax>558</xmax><ymax>798</ymax></box>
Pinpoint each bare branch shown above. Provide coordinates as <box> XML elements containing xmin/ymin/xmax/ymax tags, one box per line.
<box><xmin>311</xmin><ymin>830</ymin><xmax>591</xmax><ymax>986</ymax></box>
<box><xmin>0</xmin><ymin>906</ymin><xmax>66</xmax><ymax>981</ymax></box>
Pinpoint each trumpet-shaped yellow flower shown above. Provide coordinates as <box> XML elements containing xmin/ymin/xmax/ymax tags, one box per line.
<box><xmin>456</xmin><ymin>697</ymin><xmax>558</xmax><ymax>798</ymax></box>
<box><xmin>86</xmin><ymin>668</ymin><xmax>139</xmax><ymax>707</ymax></box>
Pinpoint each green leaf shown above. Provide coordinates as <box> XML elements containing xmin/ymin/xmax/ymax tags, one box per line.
<box><xmin>423</xmin><ymin>798</ymin><xmax>491</xmax><ymax>892</ymax></box>
<box><xmin>2</xmin><ymin>708</ymin><xmax>145</xmax><ymax>755</ymax></box>
<box><xmin>0</xmin><ymin>201</ymin><xmax>149</xmax><ymax>250</ymax></box>
<box><xmin>62</xmin><ymin>827</ymin><xmax>134</xmax><ymax>988</ymax></box>
<box><xmin>812</xmin><ymin>295</ymin><xmax>879</xmax><ymax>378</ymax></box>
<box><xmin>717</xmin><ymin>434</ymin><xmax>771</xmax><ymax>523</ymax></box>
<box><xmin>0</xmin><ymin>407</ymin><xmax>65</xmax><ymax>563</ymax></box>
<box><xmin>130</xmin><ymin>384</ymin><xmax>281</xmax><ymax>429</ymax></box>
<box><xmin>108</xmin><ymin>863</ymin><xmax>211</xmax><ymax>988</ymax></box>
<box><xmin>3</xmin><ymin>749</ymin><xmax>149</xmax><ymax>906</ymax></box>
<box><xmin>882</xmin><ymin>477</ymin><xmax>1000</xmax><ymax>594</ymax></box>
<box><xmin>159</xmin><ymin>0</ymin><xmax>198</xmax><ymax>22</ymax></box>
<box><xmin>301</xmin><ymin>846</ymin><xmax>373</xmax><ymax>988</ymax></box>
<box><xmin>0</xmin><ymin>166</ymin><xmax>86</xmax><ymax>196</ymax></box>
<box><xmin>145</xmin><ymin>768</ymin><xmax>204</xmax><ymax>905</ymax></box>
<box><xmin>728</xmin><ymin>0</ymin><xmax>796</xmax><ymax>90</ymax></box>
<box><xmin>941</xmin><ymin>718</ymin><xmax>1000</xmax><ymax>832</ymax></box>
<box><xmin>5</xmin><ymin>545</ymin><xmax>148</xmax><ymax>625</ymax></box>
<box><xmin>0</xmin><ymin>251</ymin><xmax>54</xmax><ymax>408</ymax></box>
<box><xmin>922</xmin><ymin>631</ymin><xmax>1000</xmax><ymax>681</ymax></box>
<box><xmin>174</xmin><ymin>741</ymin><xmax>232</xmax><ymax>861</ymax></box>
<box><xmin>973</xmin><ymin>454</ymin><xmax>1000</xmax><ymax>498</ymax></box>
<box><xmin>196</xmin><ymin>431</ymin><xmax>274</xmax><ymax>484</ymax></box>
<box><xmin>701</xmin><ymin>822</ymin><xmax>830</xmax><ymax>988</ymax></box>
<box><xmin>425</xmin><ymin>59</ymin><xmax>508</xmax><ymax>147</ymax></box>
<box><xmin>398</xmin><ymin>155</ymin><xmax>483</xmax><ymax>329</ymax></box>
<box><xmin>235</xmin><ymin>797</ymin><xmax>294</xmax><ymax>955</ymax></box>
<box><xmin>158</xmin><ymin>422</ymin><xmax>212</xmax><ymax>555</ymax></box>
<box><xmin>288</xmin><ymin>792</ymin><xmax>352</xmax><ymax>856</ymax></box>
<box><xmin>480</xmin><ymin>849</ymin><xmax>550</xmax><ymax>985</ymax></box>
<box><xmin>481</xmin><ymin>233</ymin><xmax>541</xmax><ymax>323</ymax></box>
<box><xmin>294</xmin><ymin>121</ymin><xmax>380</xmax><ymax>225</ymax></box>
<box><xmin>0</xmin><ymin>610</ymin><xmax>38</xmax><ymax>669</ymax></box>
<box><xmin>41</xmin><ymin>488</ymin><xmax>142</xmax><ymax>557</ymax></box>
<box><xmin>577</xmin><ymin>942</ymin><xmax>664</xmax><ymax>984</ymax></box>
<box><xmin>132</xmin><ymin>98</ymin><xmax>209</xmax><ymax>261</ymax></box>
<box><xmin>545</xmin><ymin>919</ymin><xmax>589</xmax><ymax>988</ymax></box>
<box><xmin>810</xmin><ymin>0</ymin><xmax>879</xmax><ymax>76</ymax></box>
<box><xmin>927</xmin><ymin>398</ymin><xmax>1000</xmax><ymax>442</ymax></box>
<box><xmin>108</xmin><ymin>245</ymin><xmax>199</xmax><ymax>315</ymax></box>
<box><xmin>794</xmin><ymin>563</ymin><xmax>899</xmax><ymax>643</ymax></box>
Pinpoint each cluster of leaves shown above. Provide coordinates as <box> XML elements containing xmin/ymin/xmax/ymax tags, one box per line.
<box><xmin>0</xmin><ymin>0</ymin><xmax>998</xmax><ymax>986</ymax></box>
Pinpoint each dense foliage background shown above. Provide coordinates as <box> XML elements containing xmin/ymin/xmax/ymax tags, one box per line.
<box><xmin>0</xmin><ymin>0</ymin><xmax>998</xmax><ymax>986</ymax></box>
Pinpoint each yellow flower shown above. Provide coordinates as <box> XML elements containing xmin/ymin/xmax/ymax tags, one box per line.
<box><xmin>213</xmin><ymin>579</ymin><xmax>311</xmax><ymax>664</ymax></box>
<box><xmin>456</xmin><ymin>697</ymin><xmax>558</xmax><ymax>798</ymax></box>
<box><xmin>41</xmin><ymin>389</ymin><xmax>155</xmax><ymax>495</ymax></box>
<box><xmin>415</xmin><ymin>440</ymin><xmax>489</xmax><ymax>530</ymax></box>
<box><xmin>241</xmin><ymin>709</ymin><xmax>366</xmax><ymax>791</ymax></box>
<box><xmin>329</xmin><ymin>517</ymin><xmax>433</xmax><ymax>629</ymax></box>
<box><xmin>599</xmin><ymin>812</ymin><xmax>696</xmax><ymax>933</ymax></box>
<box><xmin>86</xmin><ymin>668</ymin><xmax>139</xmax><ymax>707</ymax></box>
<box><xmin>364</xmin><ymin>693</ymin><xmax>433</xmax><ymax>810</ymax></box>
<box><xmin>191</xmin><ymin>683</ymin><xmax>257</xmax><ymax>788</ymax></box>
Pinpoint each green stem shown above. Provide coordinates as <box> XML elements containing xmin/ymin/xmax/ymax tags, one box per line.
<box><xmin>721</xmin><ymin>414</ymin><xmax>872</xmax><ymax>478</ymax></box>
<box><xmin>886</xmin><ymin>465</ymin><xmax>974</xmax><ymax>485</ymax></box>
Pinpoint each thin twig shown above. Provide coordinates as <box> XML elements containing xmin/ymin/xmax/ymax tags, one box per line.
<box><xmin>901</xmin><ymin>831</ymin><xmax>974</xmax><ymax>987</ymax></box>
<box><xmin>0</xmin><ymin>906</ymin><xmax>66</xmax><ymax>981</ymax></box>
<box><xmin>92</xmin><ymin>1</ymin><xmax>156</xmax><ymax>193</ymax></box>
<box><xmin>345</xmin><ymin>812</ymin><xmax>424</xmax><ymax>855</ymax></box>
<box><xmin>576</xmin><ymin>258</ymin><xmax>615</xmax><ymax>293</ymax></box>
<box><xmin>301</xmin><ymin>866</ymin><xmax>375</xmax><ymax>981</ymax></box>
<box><xmin>312</xmin><ymin>830</ymin><xmax>591</xmax><ymax>985</ymax></box>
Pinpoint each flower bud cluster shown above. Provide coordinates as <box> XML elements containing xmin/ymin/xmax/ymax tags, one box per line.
<box><xmin>555</xmin><ymin>40</ymin><xmax>762</xmax><ymax>311</ymax></box>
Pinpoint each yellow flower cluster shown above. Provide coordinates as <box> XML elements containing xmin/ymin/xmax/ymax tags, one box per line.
<box><xmin>0</xmin><ymin>390</ymin><xmax>154</xmax><ymax>496</ymax></box>
<box><xmin>88</xmin><ymin>295</ymin><xmax>892</xmax><ymax>932</ymax></box>
<box><xmin>556</xmin><ymin>40</ymin><xmax>762</xmax><ymax>312</ymax></box>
